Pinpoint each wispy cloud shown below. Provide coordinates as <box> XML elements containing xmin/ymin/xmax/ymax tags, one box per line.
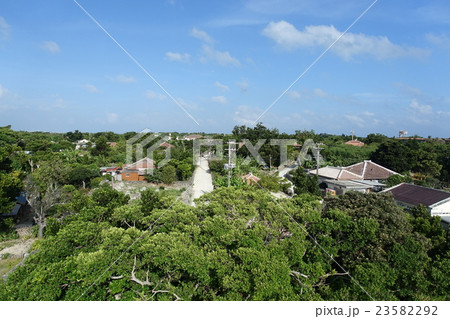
<box><xmin>345</xmin><ymin>114</ymin><xmax>366</xmax><ymax>127</ymax></box>
<box><xmin>211</xmin><ymin>96</ymin><xmax>227</xmax><ymax>104</ymax></box>
<box><xmin>234</xmin><ymin>105</ymin><xmax>263</xmax><ymax>126</ymax></box>
<box><xmin>190</xmin><ymin>27</ymin><xmax>213</xmax><ymax>43</ymax></box>
<box><xmin>262</xmin><ymin>21</ymin><xmax>429</xmax><ymax>60</ymax></box>
<box><xmin>0</xmin><ymin>17</ymin><xmax>10</xmax><ymax>40</ymax></box>
<box><xmin>201</xmin><ymin>44</ymin><xmax>240</xmax><ymax>66</ymax></box>
<box><xmin>215</xmin><ymin>81</ymin><xmax>230</xmax><ymax>92</ymax></box>
<box><xmin>426</xmin><ymin>33</ymin><xmax>450</xmax><ymax>50</ymax></box>
<box><xmin>83</xmin><ymin>84</ymin><xmax>99</xmax><ymax>94</ymax></box>
<box><xmin>313</xmin><ymin>88</ymin><xmax>328</xmax><ymax>98</ymax></box>
<box><xmin>106</xmin><ymin>112</ymin><xmax>119</xmax><ymax>124</ymax></box>
<box><xmin>145</xmin><ymin>90</ymin><xmax>167</xmax><ymax>100</ymax></box>
<box><xmin>286</xmin><ymin>90</ymin><xmax>301</xmax><ymax>99</ymax></box>
<box><xmin>165</xmin><ymin>52</ymin><xmax>190</xmax><ymax>62</ymax></box>
<box><xmin>190</xmin><ymin>27</ymin><xmax>240</xmax><ymax>66</ymax></box>
<box><xmin>40</xmin><ymin>41</ymin><xmax>60</xmax><ymax>53</ymax></box>
<box><xmin>236</xmin><ymin>79</ymin><xmax>249</xmax><ymax>92</ymax></box>
<box><xmin>108</xmin><ymin>75</ymin><xmax>136</xmax><ymax>83</ymax></box>
<box><xmin>409</xmin><ymin>98</ymin><xmax>433</xmax><ymax>115</ymax></box>
<box><xmin>0</xmin><ymin>84</ymin><xmax>7</xmax><ymax>98</ymax></box>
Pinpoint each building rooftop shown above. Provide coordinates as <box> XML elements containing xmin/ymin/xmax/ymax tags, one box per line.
<box><xmin>384</xmin><ymin>183</ymin><xmax>450</xmax><ymax>207</ymax></box>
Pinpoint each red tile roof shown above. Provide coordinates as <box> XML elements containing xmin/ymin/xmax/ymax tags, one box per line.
<box><xmin>160</xmin><ymin>142</ymin><xmax>174</xmax><ymax>148</ymax></box>
<box><xmin>345</xmin><ymin>139</ymin><xmax>365</xmax><ymax>146</ymax></box>
<box><xmin>123</xmin><ymin>158</ymin><xmax>155</xmax><ymax>170</ymax></box>
<box><xmin>345</xmin><ymin>160</ymin><xmax>397</xmax><ymax>180</ymax></box>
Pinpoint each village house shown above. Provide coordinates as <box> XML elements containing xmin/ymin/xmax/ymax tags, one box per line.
<box><xmin>241</xmin><ymin>173</ymin><xmax>260</xmax><ymax>185</ymax></box>
<box><xmin>345</xmin><ymin>139</ymin><xmax>365</xmax><ymax>147</ymax></box>
<box><xmin>308</xmin><ymin>160</ymin><xmax>398</xmax><ymax>195</ymax></box>
<box><xmin>184</xmin><ymin>134</ymin><xmax>203</xmax><ymax>141</ymax></box>
<box><xmin>383</xmin><ymin>183</ymin><xmax>450</xmax><ymax>227</ymax></box>
<box><xmin>100</xmin><ymin>166</ymin><xmax>121</xmax><ymax>176</ymax></box>
<box><xmin>159</xmin><ymin>142</ymin><xmax>174</xmax><ymax>148</ymax></box>
<box><xmin>75</xmin><ymin>139</ymin><xmax>92</xmax><ymax>150</ymax></box>
<box><xmin>119</xmin><ymin>158</ymin><xmax>155</xmax><ymax>182</ymax></box>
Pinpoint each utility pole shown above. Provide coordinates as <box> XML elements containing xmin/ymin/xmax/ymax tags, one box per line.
<box><xmin>351</xmin><ymin>129</ymin><xmax>355</xmax><ymax>141</ymax></box>
<box><xmin>226</xmin><ymin>141</ymin><xmax>238</xmax><ymax>187</ymax></box>
<box><xmin>313</xmin><ymin>144</ymin><xmax>324</xmax><ymax>178</ymax></box>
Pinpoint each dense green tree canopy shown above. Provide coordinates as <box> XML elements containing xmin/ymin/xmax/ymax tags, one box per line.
<box><xmin>1</xmin><ymin>187</ymin><xmax>447</xmax><ymax>301</ymax></box>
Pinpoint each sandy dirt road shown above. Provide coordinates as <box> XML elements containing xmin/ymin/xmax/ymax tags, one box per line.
<box><xmin>190</xmin><ymin>157</ymin><xmax>214</xmax><ymax>206</ymax></box>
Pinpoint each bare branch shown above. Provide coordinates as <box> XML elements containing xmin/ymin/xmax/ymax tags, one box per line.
<box><xmin>130</xmin><ymin>256</ymin><xmax>153</xmax><ymax>286</ymax></box>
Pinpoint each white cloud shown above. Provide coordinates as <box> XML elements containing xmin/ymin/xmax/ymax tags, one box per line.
<box><xmin>426</xmin><ymin>33</ymin><xmax>450</xmax><ymax>50</ymax></box>
<box><xmin>190</xmin><ymin>27</ymin><xmax>213</xmax><ymax>43</ymax></box>
<box><xmin>363</xmin><ymin>111</ymin><xmax>375</xmax><ymax>117</ymax></box>
<box><xmin>262</xmin><ymin>21</ymin><xmax>428</xmax><ymax>60</ymax></box>
<box><xmin>287</xmin><ymin>90</ymin><xmax>301</xmax><ymax>99</ymax></box>
<box><xmin>409</xmin><ymin>98</ymin><xmax>433</xmax><ymax>115</ymax></box>
<box><xmin>345</xmin><ymin>114</ymin><xmax>365</xmax><ymax>127</ymax></box>
<box><xmin>211</xmin><ymin>96</ymin><xmax>227</xmax><ymax>104</ymax></box>
<box><xmin>313</xmin><ymin>88</ymin><xmax>328</xmax><ymax>98</ymax></box>
<box><xmin>233</xmin><ymin>105</ymin><xmax>262</xmax><ymax>126</ymax></box>
<box><xmin>145</xmin><ymin>90</ymin><xmax>167</xmax><ymax>100</ymax></box>
<box><xmin>109</xmin><ymin>75</ymin><xmax>136</xmax><ymax>83</ymax></box>
<box><xmin>215</xmin><ymin>81</ymin><xmax>230</xmax><ymax>92</ymax></box>
<box><xmin>0</xmin><ymin>17</ymin><xmax>10</xmax><ymax>40</ymax></box>
<box><xmin>106</xmin><ymin>112</ymin><xmax>119</xmax><ymax>124</ymax></box>
<box><xmin>165</xmin><ymin>52</ymin><xmax>190</xmax><ymax>62</ymax></box>
<box><xmin>40</xmin><ymin>41</ymin><xmax>60</xmax><ymax>53</ymax></box>
<box><xmin>236</xmin><ymin>79</ymin><xmax>249</xmax><ymax>92</ymax></box>
<box><xmin>83</xmin><ymin>84</ymin><xmax>99</xmax><ymax>94</ymax></box>
<box><xmin>0</xmin><ymin>84</ymin><xmax>7</xmax><ymax>98</ymax></box>
<box><xmin>201</xmin><ymin>44</ymin><xmax>240</xmax><ymax>66</ymax></box>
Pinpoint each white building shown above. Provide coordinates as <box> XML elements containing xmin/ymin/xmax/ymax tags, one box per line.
<box><xmin>383</xmin><ymin>183</ymin><xmax>450</xmax><ymax>226</ymax></box>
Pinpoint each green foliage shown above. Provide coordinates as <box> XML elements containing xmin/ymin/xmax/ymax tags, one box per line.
<box><xmin>322</xmin><ymin>144</ymin><xmax>376</xmax><ymax>167</ymax></box>
<box><xmin>67</xmin><ymin>164</ymin><xmax>100</xmax><ymax>188</ymax></box>
<box><xmin>91</xmin><ymin>136</ymin><xmax>109</xmax><ymax>157</ymax></box>
<box><xmin>0</xmin><ymin>218</ymin><xmax>18</xmax><ymax>240</ymax></box>
<box><xmin>209</xmin><ymin>159</ymin><xmax>227</xmax><ymax>176</ymax></box>
<box><xmin>258</xmin><ymin>174</ymin><xmax>289</xmax><ymax>192</ymax></box>
<box><xmin>160</xmin><ymin>165</ymin><xmax>176</xmax><ymax>185</ymax></box>
<box><xmin>0</xmin><ymin>186</ymin><xmax>448</xmax><ymax>301</ymax></box>
<box><xmin>385</xmin><ymin>173</ymin><xmax>413</xmax><ymax>188</ymax></box>
<box><xmin>291</xmin><ymin>167</ymin><xmax>321</xmax><ymax>196</ymax></box>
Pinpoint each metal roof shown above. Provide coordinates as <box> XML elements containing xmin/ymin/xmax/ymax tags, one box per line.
<box><xmin>384</xmin><ymin>183</ymin><xmax>450</xmax><ymax>207</ymax></box>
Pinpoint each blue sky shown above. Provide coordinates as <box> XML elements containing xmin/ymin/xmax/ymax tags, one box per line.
<box><xmin>1</xmin><ymin>0</ymin><xmax>450</xmax><ymax>137</ymax></box>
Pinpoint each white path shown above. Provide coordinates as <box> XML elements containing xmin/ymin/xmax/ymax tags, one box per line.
<box><xmin>190</xmin><ymin>156</ymin><xmax>214</xmax><ymax>206</ymax></box>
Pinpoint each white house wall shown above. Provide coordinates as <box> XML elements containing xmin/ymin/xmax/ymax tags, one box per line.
<box><xmin>430</xmin><ymin>200</ymin><xmax>450</xmax><ymax>217</ymax></box>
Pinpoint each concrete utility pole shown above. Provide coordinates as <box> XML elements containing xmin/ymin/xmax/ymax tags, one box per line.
<box><xmin>226</xmin><ymin>141</ymin><xmax>238</xmax><ymax>187</ymax></box>
<box><xmin>313</xmin><ymin>144</ymin><xmax>324</xmax><ymax>178</ymax></box>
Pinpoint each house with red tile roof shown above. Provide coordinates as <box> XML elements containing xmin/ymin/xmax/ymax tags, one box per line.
<box><xmin>159</xmin><ymin>142</ymin><xmax>174</xmax><ymax>148</ymax></box>
<box><xmin>184</xmin><ymin>134</ymin><xmax>203</xmax><ymax>141</ymax></box>
<box><xmin>308</xmin><ymin>160</ymin><xmax>398</xmax><ymax>195</ymax></box>
<box><xmin>345</xmin><ymin>139</ymin><xmax>365</xmax><ymax>146</ymax></box>
<box><xmin>121</xmin><ymin>158</ymin><xmax>155</xmax><ymax>181</ymax></box>
<box><xmin>241</xmin><ymin>173</ymin><xmax>260</xmax><ymax>185</ymax></box>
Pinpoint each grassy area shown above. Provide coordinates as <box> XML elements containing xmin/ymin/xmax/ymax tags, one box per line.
<box><xmin>0</xmin><ymin>240</ymin><xmax>19</xmax><ymax>251</ymax></box>
<box><xmin>160</xmin><ymin>188</ymin><xmax>184</xmax><ymax>197</ymax></box>
<box><xmin>0</xmin><ymin>258</ymin><xmax>22</xmax><ymax>277</ymax></box>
